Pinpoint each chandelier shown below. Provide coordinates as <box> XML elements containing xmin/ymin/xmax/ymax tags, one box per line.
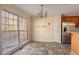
<box><xmin>36</xmin><ymin>5</ymin><xmax>48</xmax><ymax>18</ymax></box>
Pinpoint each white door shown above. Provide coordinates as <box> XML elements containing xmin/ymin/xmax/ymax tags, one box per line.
<box><xmin>33</xmin><ymin>17</ymin><xmax>53</xmax><ymax>42</ymax></box>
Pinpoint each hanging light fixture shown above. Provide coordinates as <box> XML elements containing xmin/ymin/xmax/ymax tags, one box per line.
<box><xmin>37</xmin><ymin>4</ymin><xmax>48</xmax><ymax>18</ymax></box>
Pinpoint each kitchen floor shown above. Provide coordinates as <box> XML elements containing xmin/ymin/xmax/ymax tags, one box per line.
<box><xmin>13</xmin><ymin>41</ymin><xmax>70</xmax><ymax>55</ymax></box>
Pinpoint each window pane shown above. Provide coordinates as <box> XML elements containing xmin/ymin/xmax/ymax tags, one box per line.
<box><xmin>9</xmin><ymin>19</ymin><xmax>13</xmax><ymax>25</ymax></box>
<box><xmin>2</xmin><ymin>18</ymin><xmax>6</xmax><ymax>24</ymax></box>
<box><xmin>1</xmin><ymin>24</ymin><xmax>5</xmax><ymax>30</ymax></box>
<box><xmin>14</xmin><ymin>20</ymin><xmax>17</xmax><ymax>26</ymax></box>
<box><xmin>2</xmin><ymin>10</ymin><xmax>5</xmax><ymax>17</ymax></box>
<box><xmin>5</xmin><ymin>11</ymin><xmax>8</xmax><ymax>18</ymax></box>
<box><xmin>14</xmin><ymin>25</ymin><xmax>17</xmax><ymax>30</ymax></box>
<box><xmin>9</xmin><ymin>25</ymin><xmax>13</xmax><ymax>30</ymax></box>
<box><xmin>9</xmin><ymin>13</ymin><xmax>13</xmax><ymax>19</ymax></box>
<box><xmin>14</xmin><ymin>15</ymin><xmax>17</xmax><ymax>20</ymax></box>
<box><xmin>6</xmin><ymin>19</ymin><xmax>9</xmax><ymax>25</ymax></box>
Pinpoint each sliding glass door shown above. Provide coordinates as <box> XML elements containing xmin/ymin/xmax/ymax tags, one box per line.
<box><xmin>1</xmin><ymin>10</ymin><xmax>18</xmax><ymax>54</ymax></box>
<box><xmin>1</xmin><ymin>10</ymin><xmax>27</xmax><ymax>54</ymax></box>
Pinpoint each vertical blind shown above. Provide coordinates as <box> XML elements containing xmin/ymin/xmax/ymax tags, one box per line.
<box><xmin>1</xmin><ymin>10</ymin><xmax>27</xmax><ymax>54</ymax></box>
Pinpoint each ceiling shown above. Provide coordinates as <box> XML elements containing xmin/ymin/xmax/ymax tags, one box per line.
<box><xmin>16</xmin><ymin>4</ymin><xmax>79</xmax><ymax>16</ymax></box>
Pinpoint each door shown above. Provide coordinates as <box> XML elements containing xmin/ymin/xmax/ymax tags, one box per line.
<box><xmin>33</xmin><ymin>17</ymin><xmax>53</xmax><ymax>42</ymax></box>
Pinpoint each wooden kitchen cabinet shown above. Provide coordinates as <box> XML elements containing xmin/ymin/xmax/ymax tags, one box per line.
<box><xmin>71</xmin><ymin>32</ymin><xmax>79</xmax><ymax>54</ymax></box>
<box><xmin>62</xmin><ymin>16</ymin><xmax>72</xmax><ymax>22</ymax></box>
<box><xmin>62</xmin><ymin>16</ymin><xmax>79</xmax><ymax>27</ymax></box>
<box><xmin>71</xmin><ymin>16</ymin><xmax>79</xmax><ymax>27</ymax></box>
<box><xmin>66</xmin><ymin>16</ymin><xmax>72</xmax><ymax>22</ymax></box>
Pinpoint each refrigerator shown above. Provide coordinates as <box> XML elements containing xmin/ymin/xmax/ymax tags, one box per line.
<box><xmin>62</xmin><ymin>22</ymin><xmax>75</xmax><ymax>44</ymax></box>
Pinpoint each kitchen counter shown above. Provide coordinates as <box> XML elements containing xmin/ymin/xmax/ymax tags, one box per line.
<box><xmin>71</xmin><ymin>32</ymin><xmax>79</xmax><ymax>54</ymax></box>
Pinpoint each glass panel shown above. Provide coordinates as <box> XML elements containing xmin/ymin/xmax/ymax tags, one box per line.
<box><xmin>9</xmin><ymin>13</ymin><xmax>13</xmax><ymax>19</ymax></box>
<box><xmin>14</xmin><ymin>25</ymin><xmax>17</xmax><ymax>30</ymax></box>
<box><xmin>5</xmin><ymin>11</ymin><xmax>8</xmax><ymax>18</ymax></box>
<box><xmin>1</xmin><ymin>31</ymin><xmax>9</xmax><ymax>48</ymax></box>
<box><xmin>9</xmin><ymin>25</ymin><xmax>13</xmax><ymax>30</ymax></box>
<box><xmin>5</xmin><ymin>19</ymin><xmax>9</xmax><ymax>25</ymax></box>
<box><xmin>14</xmin><ymin>20</ymin><xmax>17</xmax><ymax>26</ymax></box>
<box><xmin>2</xmin><ymin>10</ymin><xmax>5</xmax><ymax>17</ymax></box>
<box><xmin>2</xmin><ymin>18</ymin><xmax>6</xmax><ymax>24</ymax></box>
<box><xmin>1</xmin><ymin>10</ymin><xmax>18</xmax><ymax>54</ymax></box>
<box><xmin>14</xmin><ymin>15</ymin><xmax>17</xmax><ymax>20</ymax></box>
<box><xmin>19</xmin><ymin>17</ymin><xmax>27</xmax><ymax>43</ymax></box>
<box><xmin>20</xmin><ymin>31</ymin><xmax>27</xmax><ymax>42</ymax></box>
<box><xmin>9</xmin><ymin>19</ymin><xmax>13</xmax><ymax>25</ymax></box>
<box><xmin>1</xmin><ymin>24</ymin><xmax>5</xmax><ymax>31</ymax></box>
<box><xmin>5</xmin><ymin>24</ymin><xmax>9</xmax><ymax>31</ymax></box>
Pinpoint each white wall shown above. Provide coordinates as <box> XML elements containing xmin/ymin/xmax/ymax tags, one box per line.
<box><xmin>53</xmin><ymin>15</ymin><xmax>61</xmax><ymax>43</ymax></box>
<box><xmin>32</xmin><ymin>17</ymin><xmax>53</xmax><ymax>42</ymax></box>
<box><xmin>32</xmin><ymin>15</ymin><xmax>61</xmax><ymax>43</ymax></box>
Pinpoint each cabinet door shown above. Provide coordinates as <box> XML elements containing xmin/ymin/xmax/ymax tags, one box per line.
<box><xmin>71</xmin><ymin>33</ymin><xmax>79</xmax><ymax>54</ymax></box>
<box><xmin>77</xmin><ymin>17</ymin><xmax>79</xmax><ymax>27</ymax></box>
<box><xmin>65</xmin><ymin>16</ymin><xmax>72</xmax><ymax>22</ymax></box>
<box><xmin>62</xmin><ymin>16</ymin><xmax>66</xmax><ymax>22</ymax></box>
<box><xmin>62</xmin><ymin>16</ymin><xmax>72</xmax><ymax>22</ymax></box>
<box><xmin>72</xmin><ymin>16</ymin><xmax>79</xmax><ymax>27</ymax></box>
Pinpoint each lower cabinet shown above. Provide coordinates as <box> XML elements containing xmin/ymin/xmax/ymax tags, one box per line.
<box><xmin>71</xmin><ymin>32</ymin><xmax>79</xmax><ymax>54</ymax></box>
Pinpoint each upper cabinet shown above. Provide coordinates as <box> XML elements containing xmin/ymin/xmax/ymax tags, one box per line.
<box><xmin>62</xmin><ymin>16</ymin><xmax>79</xmax><ymax>27</ymax></box>
<box><xmin>71</xmin><ymin>16</ymin><xmax>79</xmax><ymax>27</ymax></box>
<box><xmin>62</xmin><ymin>16</ymin><xmax>72</xmax><ymax>22</ymax></box>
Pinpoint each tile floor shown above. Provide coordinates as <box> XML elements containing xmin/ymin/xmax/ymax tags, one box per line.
<box><xmin>13</xmin><ymin>41</ymin><xmax>70</xmax><ymax>55</ymax></box>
